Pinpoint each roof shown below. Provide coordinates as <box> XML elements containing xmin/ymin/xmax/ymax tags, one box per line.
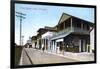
<box><xmin>58</xmin><ymin>13</ymin><xmax>71</xmax><ymax>24</ymax></box>
<box><xmin>31</xmin><ymin>36</ymin><xmax>37</xmax><ymax>40</ymax></box>
<box><xmin>58</xmin><ymin>13</ymin><xmax>94</xmax><ymax>26</ymax></box>
<box><xmin>37</xmin><ymin>26</ymin><xmax>57</xmax><ymax>33</ymax></box>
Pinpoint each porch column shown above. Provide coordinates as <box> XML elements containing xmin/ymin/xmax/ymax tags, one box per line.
<box><xmin>52</xmin><ymin>41</ymin><xmax>54</xmax><ymax>52</ymax></box>
<box><xmin>81</xmin><ymin>21</ymin><xmax>83</xmax><ymax>30</ymax></box>
<box><xmin>51</xmin><ymin>41</ymin><xmax>53</xmax><ymax>52</ymax></box>
<box><xmin>50</xmin><ymin>41</ymin><xmax>52</xmax><ymax>51</ymax></box>
<box><xmin>45</xmin><ymin>38</ymin><xmax>46</xmax><ymax>50</ymax></box>
<box><xmin>42</xmin><ymin>39</ymin><xmax>44</xmax><ymax>49</ymax></box>
<box><xmin>41</xmin><ymin>38</ymin><xmax>43</xmax><ymax>50</ymax></box>
<box><xmin>87</xmin><ymin>44</ymin><xmax>91</xmax><ymax>53</ymax></box>
<box><xmin>55</xmin><ymin>42</ymin><xmax>57</xmax><ymax>53</ymax></box>
<box><xmin>37</xmin><ymin>39</ymin><xmax>39</xmax><ymax>49</ymax></box>
<box><xmin>54</xmin><ymin>41</ymin><xmax>56</xmax><ymax>52</ymax></box>
<box><xmin>43</xmin><ymin>39</ymin><xmax>45</xmax><ymax>50</ymax></box>
<box><xmin>47</xmin><ymin>37</ymin><xmax>49</xmax><ymax>51</ymax></box>
<box><xmin>83</xmin><ymin>40</ymin><xmax>86</xmax><ymax>52</ymax></box>
<box><xmin>79</xmin><ymin>39</ymin><xmax>81</xmax><ymax>52</ymax></box>
<box><xmin>71</xmin><ymin>17</ymin><xmax>73</xmax><ymax>30</ymax></box>
<box><xmin>48</xmin><ymin>39</ymin><xmax>50</xmax><ymax>51</ymax></box>
<box><xmin>64</xmin><ymin>22</ymin><xmax>65</xmax><ymax>29</ymax></box>
<box><xmin>53</xmin><ymin>41</ymin><xmax>55</xmax><ymax>52</ymax></box>
<box><xmin>42</xmin><ymin>39</ymin><xmax>43</xmax><ymax>49</ymax></box>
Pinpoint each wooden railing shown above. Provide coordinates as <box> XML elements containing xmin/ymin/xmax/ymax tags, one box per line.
<box><xmin>52</xmin><ymin>27</ymin><xmax>89</xmax><ymax>39</ymax></box>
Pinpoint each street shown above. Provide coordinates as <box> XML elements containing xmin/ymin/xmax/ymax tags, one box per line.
<box><xmin>19</xmin><ymin>48</ymin><xmax>77</xmax><ymax>65</ymax></box>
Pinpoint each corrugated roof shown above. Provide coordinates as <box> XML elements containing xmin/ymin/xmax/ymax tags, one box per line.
<box><xmin>58</xmin><ymin>13</ymin><xmax>94</xmax><ymax>26</ymax></box>
<box><xmin>58</xmin><ymin>13</ymin><xmax>71</xmax><ymax>24</ymax></box>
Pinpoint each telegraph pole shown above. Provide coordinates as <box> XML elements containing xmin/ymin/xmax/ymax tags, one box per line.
<box><xmin>22</xmin><ymin>35</ymin><xmax>24</xmax><ymax>46</ymax></box>
<box><xmin>16</xmin><ymin>12</ymin><xmax>26</xmax><ymax>46</ymax></box>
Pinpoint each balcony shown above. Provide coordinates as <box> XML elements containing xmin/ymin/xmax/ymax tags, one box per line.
<box><xmin>53</xmin><ymin>27</ymin><xmax>71</xmax><ymax>36</ymax></box>
<box><xmin>72</xmin><ymin>27</ymin><xmax>90</xmax><ymax>35</ymax></box>
<box><xmin>51</xmin><ymin>27</ymin><xmax>89</xmax><ymax>40</ymax></box>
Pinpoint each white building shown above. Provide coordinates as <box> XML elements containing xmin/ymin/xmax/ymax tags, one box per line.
<box><xmin>41</xmin><ymin>31</ymin><xmax>54</xmax><ymax>52</ymax></box>
<box><xmin>90</xmin><ymin>27</ymin><xmax>95</xmax><ymax>53</ymax></box>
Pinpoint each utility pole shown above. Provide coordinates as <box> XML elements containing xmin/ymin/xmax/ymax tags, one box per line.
<box><xmin>22</xmin><ymin>35</ymin><xmax>24</xmax><ymax>46</ymax></box>
<box><xmin>16</xmin><ymin>12</ymin><xmax>26</xmax><ymax>46</ymax></box>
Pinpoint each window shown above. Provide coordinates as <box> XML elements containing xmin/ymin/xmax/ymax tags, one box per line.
<box><xmin>73</xmin><ymin>18</ymin><xmax>81</xmax><ymax>28</ymax></box>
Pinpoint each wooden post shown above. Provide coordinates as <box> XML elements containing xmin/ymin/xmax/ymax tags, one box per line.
<box><xmin>71</xmin><ymin>18</ymin><xmax>73</xmax><ymax>30</ymax></box>
<box><xmin>45</xmin><ymin>38</ymin><xmax>46</xmax><ymax>51</ymax></box>
<box><xmin>64</xmin><ymin>22</ymin><xmax>65</xmax><ymax>29</ymax></box>
<box><xmin>81</xmin><ymin>21</ymin><xmax>83</xmax><ymax>30</ymax></box>
<box><xmin>79</xmin><ymin>39</ymin><xmax>81</xmax><ymax>52</ymax></box>
<box><xmin>62</xmin><ymin>42</ymin><xmax>64</xmax><ymax>55</ymax></box>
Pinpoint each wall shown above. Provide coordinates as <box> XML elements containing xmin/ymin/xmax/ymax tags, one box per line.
<box><xmin>90</xmin><ymin>28</ymin><xmax>94</xmax><ymax>52</ymax></box>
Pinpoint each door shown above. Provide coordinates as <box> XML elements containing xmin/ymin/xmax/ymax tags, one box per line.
<box><xmin>82</xmin><ymin>40</ymin><xmax>86</xmax><ymax>52</ymax></box>
<box><xmin>79</xmin><ymin>39</ymin><xmax>86</xmax><ymax>52</ymax></box>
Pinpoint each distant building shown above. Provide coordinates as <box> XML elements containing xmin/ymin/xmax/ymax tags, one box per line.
<box><xmin>25</xmin><ymin>37</ymin><xmax>32</xmax><ymax>48</ymax></box>
<box><xmin>36</xmin><ymin>28</ymin><xmax>48</xmax><ymax>49</ymax></box>
<box><xmin>36</xmin><ymin>27</ymin><xmax>57</xmax><ymax>50</ymax></box>
<box><xmin>41</xmin><ymin>27</ymin><xmax>56</xmax><ymax>52</ymax></box>
<box><xmin>31</xmin><ymin>36</ymin><xmax>37</xmax><ymax>48</ymax></box>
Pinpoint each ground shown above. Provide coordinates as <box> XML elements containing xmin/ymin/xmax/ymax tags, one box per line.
<box><xmin>19</xmin><ymin>48</ymin><xmax>78</xmax><ymax>65</ymax></box>
<box><xmin>15</xmin><ymin>46</ymin><xmax>23</xmax><ymax>65</ymax></box>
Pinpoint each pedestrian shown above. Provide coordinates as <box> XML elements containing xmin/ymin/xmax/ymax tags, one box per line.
<box><xmin>42</xmin><ymin>46</ymin><xmax>45</xmax><ymax>52</ymax></box>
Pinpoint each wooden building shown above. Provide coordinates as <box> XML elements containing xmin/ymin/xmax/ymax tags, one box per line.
<box><xmin>51</xmin><ymin>13</ymin><xmax>94</xmax><ymax>53</ymax></box>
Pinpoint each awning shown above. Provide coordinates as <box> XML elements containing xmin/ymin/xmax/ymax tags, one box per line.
<box><xmin>56</xmin><ymin>39</ymin><xmax>63</xmax><ymax>42</ymax></box>
<box><xmin>51</xmin><ymin>31</ymin><xmax>71</xmax><ymax>40</ymax></box>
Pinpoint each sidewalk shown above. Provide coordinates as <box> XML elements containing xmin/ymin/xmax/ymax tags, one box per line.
<box><xmin>41</xmin><ymin>50</ymin><xmax>94</xmax><ymax>61</ymax></box>
<box><xmin>64</xmin><ymin>52</ymin><xmax>94</xmax><ymax>61</ymax></box>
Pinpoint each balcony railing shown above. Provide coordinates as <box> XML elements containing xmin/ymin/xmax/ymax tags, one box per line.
<box><xmin>72</xmin><ymin>27</ymin><xmax>90</xmax><ymax>35</ymax></box>
<box><xmin>52</xmin><ymin>27</ymin><xmax>89</xmax><ymax>39</ymax></box>
<box><xmin>53</xmin><ymin>27</ymin><xmax>72</xmax><ymax>37</ymax></box>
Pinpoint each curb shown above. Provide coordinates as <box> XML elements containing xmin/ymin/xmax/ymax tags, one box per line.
<box><xmin>19</xmin><ymin>50</ymin><xmax>23</xmax><ymax>65</ymax></box>
<box><xmin>24</xmin><ymin>49</ymin><xmax>34</xmax><ymax>65</ymax></box>
<box><xmin>44</xmin><ymin>51</ymin><xmax>94</xmax><ymax>61</ymax></box>
<box><xmin>19</xmin><ymin>48</ymin><xmax>23</xmax><ymax>65</ymax></box>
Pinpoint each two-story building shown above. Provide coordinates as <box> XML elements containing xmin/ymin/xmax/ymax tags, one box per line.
<box><xmin>51</xmin><ymin>13</ymin><xmax>94</xmax><ymax>53</ymax></box>
<box><xmin>36</xmin><ymin>28</ymin><xmax>47</xmax><ymax>49</ymax></box>
<box><xmin>41</xmin><ymin>26</ymin><xmax>57</xmax><ymax>52</ymax></box>
<box><xmin>35</xmin><ymin>27</ymin><xmax>56</xmax><ymax>50</ymax></box>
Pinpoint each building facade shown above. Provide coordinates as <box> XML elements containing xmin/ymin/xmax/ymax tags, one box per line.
<box><xmin>35</xmin><ymin>27</ymin><xmax>56</xmax><ymax>50</ymax></box>
<box><xmin>31</xmin><ymin>36</ymin><xmax>37</xmax><ymax>48</ymax></box>
<box><xmin>31</xmin><ymin>13</ymin><xmax>94</xmax><ymax>53</ymax></box>
<box><xmin>90</xmin><ymin>27</ymin><xmax>95</xmax><ymax>53</ymax></box>
<box><xmin>41</xmin><ymin>31</ymin><xmax>55</xmax><ymax>52</ymax></box>
<box><xmin>51</xmin><ymin>13</ymin><xmax>94</xmax><ymax>53</ymax></box>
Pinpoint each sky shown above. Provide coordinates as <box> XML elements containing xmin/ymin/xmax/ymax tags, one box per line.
<box><xmin>15</xmin><ymin>3</ymin><xmax>95</xmax><ymax>45</ymax></box>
